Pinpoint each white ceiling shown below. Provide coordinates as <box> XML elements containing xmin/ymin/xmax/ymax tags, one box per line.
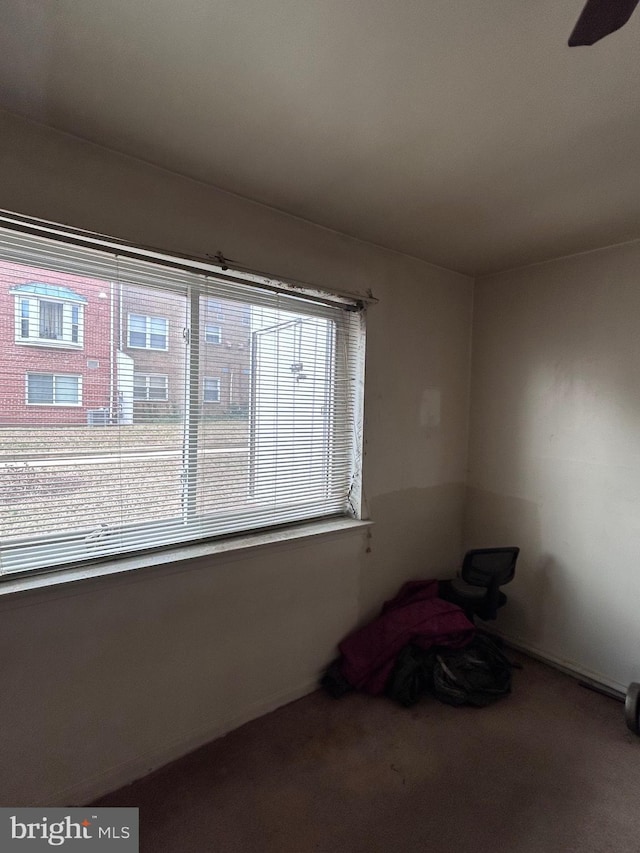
<box><xmin>1</xmin><ymin>0</ymin><xmax>639</xmax><ymax>275</ymax></box>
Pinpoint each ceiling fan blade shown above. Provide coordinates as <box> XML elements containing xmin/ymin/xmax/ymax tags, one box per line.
<box><xmin>568</xmin><ymin>0</ymin><xmax>639</xmax><ymax>45</ymax></box>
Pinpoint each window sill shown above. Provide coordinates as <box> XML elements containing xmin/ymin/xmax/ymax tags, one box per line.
<box><xmin>0</xmin><ymin>517</ymin><xmax>372</xmax><ymax>599</ymax></box>
<box><xmin>127</xmin><ymin>345</ymin><xmax>169</xmax><ymax>351</ymax></box>
<box><xmin>15</xmin><ymin>339</ymin><xmax>83</xmax><ymax>349</ymax></box>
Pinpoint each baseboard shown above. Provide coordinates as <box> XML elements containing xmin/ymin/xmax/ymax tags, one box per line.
<box><xmin>29</xmin><ymin>634</ymin><xmax>629</xmax><ymax>805</ymax></box>
<box><xmin>34</xmin><ymin>677</ymin><xmax>319</xmax><ymax>808</ymax></box>
<box><xmin>487</xmin><ymin>627</ymin><xmax>627</xmax><ymax>699</ymax></box>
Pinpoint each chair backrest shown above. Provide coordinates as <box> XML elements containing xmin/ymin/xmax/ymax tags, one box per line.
<box><xmin>460</xmin><ymin>547</ymin><xmax>519</xmax><ymax>588</ymax></box>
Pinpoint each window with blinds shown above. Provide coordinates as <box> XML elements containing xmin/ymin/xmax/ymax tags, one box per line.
<box><xmin>0</xmin><ymin>217</ymin><xmax>365</xmax><ymax>578</ymax></box>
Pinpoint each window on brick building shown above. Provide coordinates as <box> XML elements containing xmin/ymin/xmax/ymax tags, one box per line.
<box><xmin>26</xmin><ymin>373</ymin><xmax>82</xmax><ymax>406</ymax></box>
<box><xmin>12</xmin><ymin>284</ymin><xmax>85</xmax><ymax>347</ymax></box>
<box><xmin>133</xmin><ymin>374</ymin><xmax>169</xmax><ymax>401</ymax></box>
<box><xmin>204</xmin><ymin>323</ymin><xmax>221</xmax><ymax>344</ymax></box>
<box><xmin>203</xmin><ymin>377</ymin><xmax>221</xmax><ymax>403</ymax></box>
<box><xmin>128</xmin><ymin>314</ymin><xmax>168</xmax><ymax>350</ymax></box>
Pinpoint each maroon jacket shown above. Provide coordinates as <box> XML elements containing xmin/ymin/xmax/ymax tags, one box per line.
<box><xmin>339</xmin><ymin>580</ymin><xmax>475</xmax><ymax>695</ymax></box>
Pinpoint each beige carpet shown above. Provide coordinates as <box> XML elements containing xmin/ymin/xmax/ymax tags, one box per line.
<box><xmin>96</xmin><ymin>652</ymin><xmax>640</xmax><ymax>852</ymax></box>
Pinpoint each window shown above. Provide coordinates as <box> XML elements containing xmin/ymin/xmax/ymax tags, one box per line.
<box><xmin>71</xmin><ymin>305</ymin><xmax>80</xmax><ymax>344</ymax></box>
<box><xmin>134</xmin><ymin>374</ymin><xmax>168</xmax><ymax>401</ymax></box>
<box><xmin>128</xmin><ymin>314</ymin><xmax>168</xmax><ymax>350</ymax></box>
<box><xmin>39</xmin><ymin>300</ymin><xmax>63</xmax><ymax>339</ymax></box>
<box><xmin>20</xmin><ymin>299</ymin><xmax>29</xmax><ymax>337</ymax></box>
<box><xmin>26</xmin><ymin>374</ymin><xmax>81</xmax><ymax>406</ymax></box>
<box><xmin>204</xmin><ymin>323</ymin><xmax>221</xmax><ymax>344</ymax></box>
<box><xmin>0</xmin><ymin>216</ymin><xmax>366</xmax><ymax>578</ymax></box>
<box><xmin>12</xmin><ymin>284</ymin><xmax>86</xmax><ymax>347</ymax></box>
<box><xmin>203</xmin><ymin>377</ymin><xmax>220</xmax><ymax>403</ymax></box>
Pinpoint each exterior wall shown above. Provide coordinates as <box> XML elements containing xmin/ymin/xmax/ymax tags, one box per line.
<box><xmin>117</xmin><ymin>288</ymin><xmax>251</xmax><ymax>420</ymax></box>
<box><xmin>120</xmin><ymin>284</ymin><xmax>187</xmax><ymax>421</ymax></box>
<box><xmin>199</xmin><ymin>298</ymin><xmax>251</xmax><ymax>415</ymax></box>
<box><xmin>0</xmin><ymin>261</ymin><xmax>114</xmax><ymax>425</ymax></box>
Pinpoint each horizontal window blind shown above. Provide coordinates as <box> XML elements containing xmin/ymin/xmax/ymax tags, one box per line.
<box><xmin>0</xmin><ymin>222</ymin><xmax>365</xmax><ymax>577</ymax></box>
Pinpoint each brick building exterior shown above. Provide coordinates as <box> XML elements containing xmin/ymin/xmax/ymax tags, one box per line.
<box><xmin>118</xmin><ymin>283</ymin><xmax>187</xmax><ymax>422</ymax></box>
<box><xmin>198</xmin><ymin>297</ymin><xmax>252</xmax><ymax>415</ymax></box>
<box><xmin>1</xmin><ymin>259</ymin><xmax>251</xmax><ymax>426</ymax></box>
<box><xmin>1</xmin><ymin>261</ymin><xmax>115</xmax><ymax>425</ymax></box>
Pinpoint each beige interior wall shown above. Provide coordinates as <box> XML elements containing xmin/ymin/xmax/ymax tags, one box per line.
<box><xmin>467</xmin><ymin>240</ymin><xmax>640</xmax><ymax>692</ymax></box>
<box><xmin>0</xmin><ymin>111</ymin><xmax>473</xmax><ymax>806</ymax></box>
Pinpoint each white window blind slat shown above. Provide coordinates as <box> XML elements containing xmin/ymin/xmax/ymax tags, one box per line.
<box><xmin>0</xmin><ymin>222</ymin><xmax>365</xmax><ymax>578</ymax></box>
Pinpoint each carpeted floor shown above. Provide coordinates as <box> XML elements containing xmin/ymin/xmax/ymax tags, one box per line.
<box><xmin>95</xmin><ymin>652</ymin><xmax>640</xmax><ymax>852</ymax></box>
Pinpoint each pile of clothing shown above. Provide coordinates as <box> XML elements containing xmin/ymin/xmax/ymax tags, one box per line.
<box><xmin>322</xmin><ymin>579</ymin><xmax>515</xmax><ymax>707</ymax></box>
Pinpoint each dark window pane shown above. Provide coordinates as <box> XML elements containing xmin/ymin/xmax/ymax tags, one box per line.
<box><xmin>39</xmin><ymin>301</ymin><xmax>63</xmax><ymax>339</ymax></box>
<box><xmin>148</xmin><ymin>377</ymin><xmax>167</xmax><ymax>400</ymax></box>
<box><xmin>71</xmin><ymin>305</ymin><xmax>79</xmax><ymax>343</ymax></box>
<box><xmin>133</xmin><ymin>376</ymin><xmax>148</xmax><ymax>400</ymax></box>
<box><xmin>203</xmin><ymin>378</ymin><xmax>220</xmax><ymax>402</ymax></box>
<box><xmin>54</xmin><ymin>376</ymin><xmax>79</xmax><ymax>404</ymax></box>
<box><xmin>27</xmin><ymin>374</ymin><xmax>53</xmax><ymax>404</ymax></box>
<box><xmin>21</xmin><ymin>299</ymin><xmax>30</xmax><ymax>337</ymax></box>
<box><xmin>150</xmin><ymin>318</ymin><xmax>167</xmax><ymax>350</ymax></box>
<box><xmin>129</xmin><ymin>331</ymin><xmax>147</xmax><ymax>348</ymax></box>
<box><xmin>205</xmin><ymin>324</ymin><xmax>221</xmax><ymax>344</ymax></box>
<box><xmin>129</xmin><ymin>314</ymin><xmax>146</xmax><ymax>347</ymax></box>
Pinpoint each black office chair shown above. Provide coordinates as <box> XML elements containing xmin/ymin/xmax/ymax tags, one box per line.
<box><xmin>440</xmin><ymin>547</ymin><xmax>519</xmax><ymax>622</ymax></box>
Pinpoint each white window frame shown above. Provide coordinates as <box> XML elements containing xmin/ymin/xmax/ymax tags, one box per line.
<box><xmin>127</xmin><ymin>313</ymin><xmax>168</xmax><ymax>350</ymax></box>
<box><xmin>133</xmin><ymin>373</ymin><xmax>169</xmax><ymax>402</ymax></box>
<box><xmin>0</xmin><ymin>213</ymin><xmax>368</xmax><ymax>582</ymax></box>
<box><xmin>204</xmin><ymin>323</ymin><xmax>222</xmax><ymax>344</ymax></box>
<box><xmin>203</xmin><ymin>376</ymin><xmax>221</xmax><ymax>403</ymax></box>
<box><xmin>13</xmin><ymin>294</ymin><xmax>84</xmax><ymax>349</ymax></box>
<box><xmin>25</xmin><ymin>373</ymin><xmax>83</xmax><ymax>406</ymax></box>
